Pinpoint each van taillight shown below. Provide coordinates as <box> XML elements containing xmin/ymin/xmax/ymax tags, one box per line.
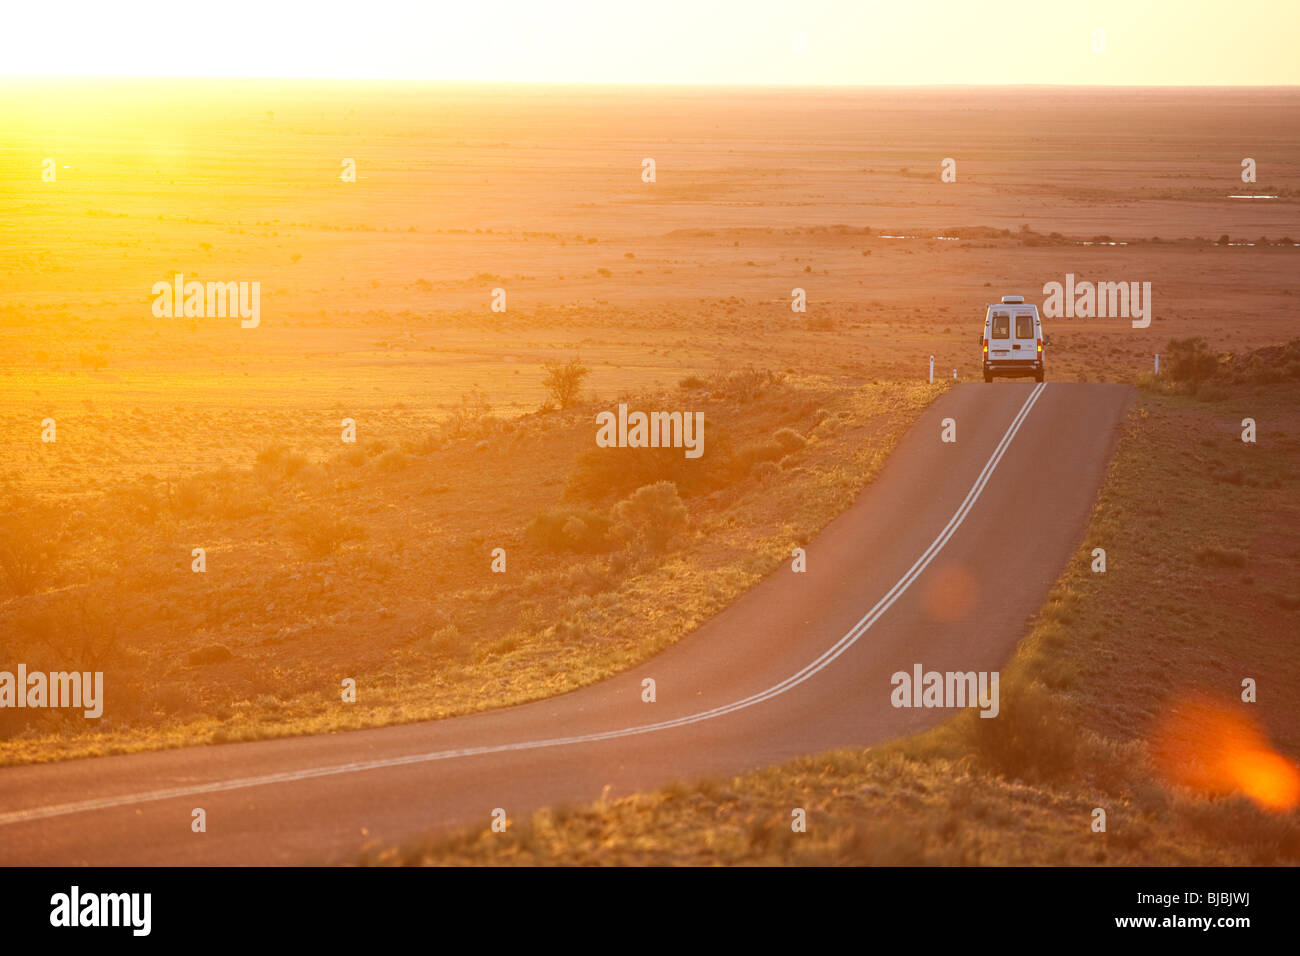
<box><xmin>1037</xmin><ymin>338</ymin><xmax>1043</xmax><ymax>355</ymax></box>
<box><xmin>982</xmin><ymin>339</ymin><xmax>988</xmax><ymax>354</ymax></box>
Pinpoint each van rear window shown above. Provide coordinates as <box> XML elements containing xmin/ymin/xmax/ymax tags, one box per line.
<box><xmin>1016</xmin><ymin>315</ymin><xmax>1034</xmax><ymax>339</ymax></box>
<box><xmin>991</xmin><ymin>312</ymin><xmax>1010</xmax><ymax>339</ymax></box>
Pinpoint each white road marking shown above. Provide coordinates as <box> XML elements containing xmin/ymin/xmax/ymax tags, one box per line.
<box><xmin>0</xmin><ymin>384</ymin><xmax>1046</xmax><ymax>827</ymax></box>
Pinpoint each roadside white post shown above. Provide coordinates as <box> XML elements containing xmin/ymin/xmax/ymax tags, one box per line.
<box><xmin>929</xmin><ymin>355</ymin><xmax>934</xmax><ymax>383</ymax></box>
<box><xmin>1154</xmin><ymin>354</ymin><xmax>1160</xmax><ymax>375</ymax></box>
<box><xmin>953</xmin><ymin>368</ymin><xmax>957</xmax><ymax>379</ymax></box>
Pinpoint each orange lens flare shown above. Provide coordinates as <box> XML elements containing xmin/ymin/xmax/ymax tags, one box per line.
<box><xmin>922</xmin><ymin>563</ymin><xmax>977</xmax><ymax>622</ymax></box>
<box><xmin>1150</xmin><ymin>695</ymin><xmax>1300</xmax><ymax>812</ymax></box>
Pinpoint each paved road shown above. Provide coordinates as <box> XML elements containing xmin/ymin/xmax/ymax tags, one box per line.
<box><xmin>0</xmin><ymin>382</ymin><xmax>1133</xmax><ymax>864</ymax></box>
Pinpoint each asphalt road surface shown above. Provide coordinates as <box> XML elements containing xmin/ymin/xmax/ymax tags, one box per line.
<box><xmin>0</xmin><ymin>382</ymin><xmax>1133</xmax><ymax>864</ymax></box>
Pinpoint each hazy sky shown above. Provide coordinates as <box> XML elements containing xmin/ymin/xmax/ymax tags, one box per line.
<box><xmin>5</xmin><ymin>0</ymin><xmax>1297</xmax><ymax>85</ymax></box>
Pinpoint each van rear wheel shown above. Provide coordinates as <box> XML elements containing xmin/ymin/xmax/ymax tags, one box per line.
<box><xmin>1034</xmin><ymin>370</ymin><xmax>1045</xmax><ymax>383</ymax></box>
<box><xmin>983</xmin><ymin>370</ymin><xmax>993</xmax><ymax>383</ymax></box>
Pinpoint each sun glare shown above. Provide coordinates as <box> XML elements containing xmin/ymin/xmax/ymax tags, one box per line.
<box><xmin>2</xmin><ymin>0</ymin><xmax>1298</xmax><ymax>85</ymax></box>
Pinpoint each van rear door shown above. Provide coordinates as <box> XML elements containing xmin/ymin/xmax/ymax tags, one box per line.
<box><xmin>1010</xmin><ymin>308</ymin><xmax>1037</xmax><ymax>362</ymax></box>
<box><xmin>988</xmin><ymin>309</ymin><xmax>1012</xmax><ymax>362</ymax></box>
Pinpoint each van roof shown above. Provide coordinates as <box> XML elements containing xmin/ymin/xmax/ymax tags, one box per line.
<box><xmin>1000</xmin><ymin>295</ymin><xmax>1025</xmax><ymax>304</ymax></box>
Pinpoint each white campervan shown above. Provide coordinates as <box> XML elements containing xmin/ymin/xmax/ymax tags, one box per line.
<box><xmin>981</xmin><ymin>295</ymin><xmax>1047</xmax><ymax>383</ymax></box>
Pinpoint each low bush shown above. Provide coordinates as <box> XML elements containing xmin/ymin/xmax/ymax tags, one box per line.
<box><xmin>772</xmin><ymin>427</ymin><xmax>807</xmax><ymax>452</ymax></box>
<box><xmin>443</xmin><ymin>388</ymin><xmax>497</xmax><ymax>440</ymax></box>
<box><xmin>188</xmin><ymin>644</ymin><xmax>233</xmax><ymax>665</ymax></box>
<box><xmin>526</xmin><ymin>507</ymin><xmax>616</xmax><ymax>553</ymax></box>
<box><xmin>1165</xmin><ymin>337</ymin><xmax>1218</xmax><ymax>393</ymax></box>
<box><xmin>288</xmin><ymin>507</ymin><xmax>366</xmax><ymax>558</ymax></box>
<box><xmin>611</xmin><ymin>482</ymin><xmax>687</xmax><ymax>552</ymax></box>
<box><xmin>958</xmin><ymin>681</ymin><xmax>1078</xmax><ymax>784</ymax></box>
<box><xmin>0</xmin><ymin>502</ymin><xmax>61</xmax><ymax>596</ymax></box>
<box><xmin>541</xmin><ymin>357</ymin><xmax>590</xmax><ymax>410</ymax></box>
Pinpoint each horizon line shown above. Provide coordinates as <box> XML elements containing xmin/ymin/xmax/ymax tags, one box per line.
<box><xmin>2</xmin><ymin>75</ymin><xmax>1298</xmax><ymax>90</ymax></box>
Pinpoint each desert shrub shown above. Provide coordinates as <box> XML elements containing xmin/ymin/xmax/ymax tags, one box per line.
<box><xmin>541</xmin><ymin>357</ymin><xmax>590</xmax><ymax>410</ymax></box>
<box><xmin>611</xmin><ymin>482</ymin><xmax>687</xmax><ymax>552</ymax></box>
<box><xmin>294</xmin><ymin>463</ymin><xmax>329</xmax><ymax>490</ymax></box>
<box><xmin>1165</xmin><ymin>337</ymin><xmax>1218</xmax><ymax>393</ymax></box>
<box><xmin>188</xmin><ymin>643</ymin><xmax>233</xmax><ymax>665</ymax></box>
<box><xmin>15</xmin><ymin>591</ymin><xmax>124</xmax><ymax>670</ymax></box>
<box><xmin>959</xmin><ymin>681</ymin><xmax>1078</xmax><ymax>784</ymax></box>
<box><xmin>678</xmin><ymin>375</ymin><xmax>707</xmax><ymax>390</ymax></box>
<box><xmin>171</xmin><ymin>476</ymin><xmax>205</xmax><ymax>516</ymax></box>
<box><xmin>707</xmin><ymin>366</ymin><xmax>784</xmax><ymax>403</ymax></box>
<box><xmin>444</xmin><ymin>388</ymin><xmax>497</xmax><ymax>439</ymax></box>
<box><xmin>419</xmin><ymin>625</ymin><xmax>462</xmax><ymax>658</ymax></box>
<box><xmin>730</xmin><ymin>440</ymin><xmax>784</xmax><ymax>476</ymax></box>
<box><xmin>568</xmin><ymin>437</ymin><xmax>717</xmax><ymax>500</ymax></box>
<box><xmin>288</xmin><ymin>508</ymin><xmax>365</xmax><ymax>558</ymax></box>
<box><xmin>752</xmin><ymin>460</ymin><xmax>780</xmax><ymax>484</ymax></box>
<box><xmin>0</xmin><ymin>503</ymin><xmax>62</xmax><ymax>595</ymax></box>
<box><xmin>64</xmin><ymin>593</ymin><xmax>124</xmax><ymax>670</ymax></box>
<box><xmin>559</xmin><ymin>559</ymin><xmax>618</xmax><ymax>595</ymax></box>
<box><xmin>104</xmin><ymin>481</ymin><xmax>165</xmax><ymax>525</ymax></box>
<box><xmin>569</xmin><ymin>415</ymin><xmax>804</xmax><ymax>500</ymax></box>
<box><xmin>256</xmin><ymin>444</ymin><xmax>287</xmax><ymax>469</ymax></box>
<box><xmin>549</xmin><ymin>617</ymin><xmax>586</xmax><ymax>642</ymax></box>
<box><xmin>255</xmin><ymin>445</ymin><xmax>308</xmax><ymax>480</ymax></box>
<box><xmin>405</xmin><ymin>433</ymin><xmax>443</xmax><ymax>456</ymax></box>
<box><xmin>772</xmin><ymin>427</ymin><xmax>807</xmax><ymax>452</ymax></box>
<box><xmin>375</xmin><ymin>449</ymin><xmax>410</xmax><ymax>472</ymax></box>
<box><xmin>150</xmin><ymin>683</ymin><xmax>195</xmax><ymax>718</ymax></box>
<box><xmin>486</xmin><ymin>633</ymin><xmax>521</xmax><ymax>657</ymax></box>
<box><xmin>209</xmin><ymin>474</ymin><xmax>274</xmax><ymax>520</ymax></box>
<box><xmin>526</xmin><ymin>507</ymin><xmax>615</xmax><ymax>553</ymax></box>
<box><xmin>1215</xmin><ymin>339</ymin><xmax>1300</xmax><ymax>385</ymax></box>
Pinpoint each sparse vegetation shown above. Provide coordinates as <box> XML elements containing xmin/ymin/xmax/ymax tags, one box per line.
<box><xmin>0</xmin><ymin>505</ymin><xmax>61</xmax><ymax>596</ymax></box>
<box><xmin>772</xmin><ymin>427</ymin><xmax>807</xmax><ymax>453</ymax></box>
<box><xmin>1214</xmin><ymin>339</ymin><xmax>1300</xmax><ymax>385</ymax></box>
<box><xmin>0</xmin><ymin>375</ymin><xmax>940</xmax><ymax>766</ymax></box>
<box><xmin>188</xmin><ymin>643</ymin><xmax>233</xmax><ymax>665</ymax></box>
<box><xmin>443</xmin><ymin>388</ymin><xmax>496</xmax><ymax>439</ymax></box>
<box><xmin>526</xmin><ymin>506</ymin><xmax>615</xmax><ymax>553</ymax></box>
<box><xmin>611</xmin><ymin>481</ymin><xmax>687</xmax><ymax>552</ymax></box>
<box><xmin>287</xmin><ymin>507</ymin><xmax>366</xmax><ymax>558</ymax></box>
<box><xmin>540</xmin><ymin>357</ymin><xmax>590</xmax><ymax>410</ymax></box>
<box><xmin>5</xmin><ymin>85</ymin><xmax>1296</xmax><ymax>878</ymax></box>
<box><xmin>1165</xmin><ymin>337</ymin><xmax>1218</xmax><ymax>393</ymax></box>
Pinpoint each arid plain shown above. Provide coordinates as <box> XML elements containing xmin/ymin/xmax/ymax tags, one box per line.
<box><xmin>1</xmin><ymin>84</ymin><xmax>1297</xmax><ymax>862</ymax></box>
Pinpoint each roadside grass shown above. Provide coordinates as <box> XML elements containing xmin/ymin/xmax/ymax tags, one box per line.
<box><xmin>0</xmin><ymin>377</ymin><xmax>944</xmax><ymax>765</ymax></box>
<box><xmin>371</xmin><ymin>382</ymin><xmax>1300</xmax><ymax>865</ymax></box>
